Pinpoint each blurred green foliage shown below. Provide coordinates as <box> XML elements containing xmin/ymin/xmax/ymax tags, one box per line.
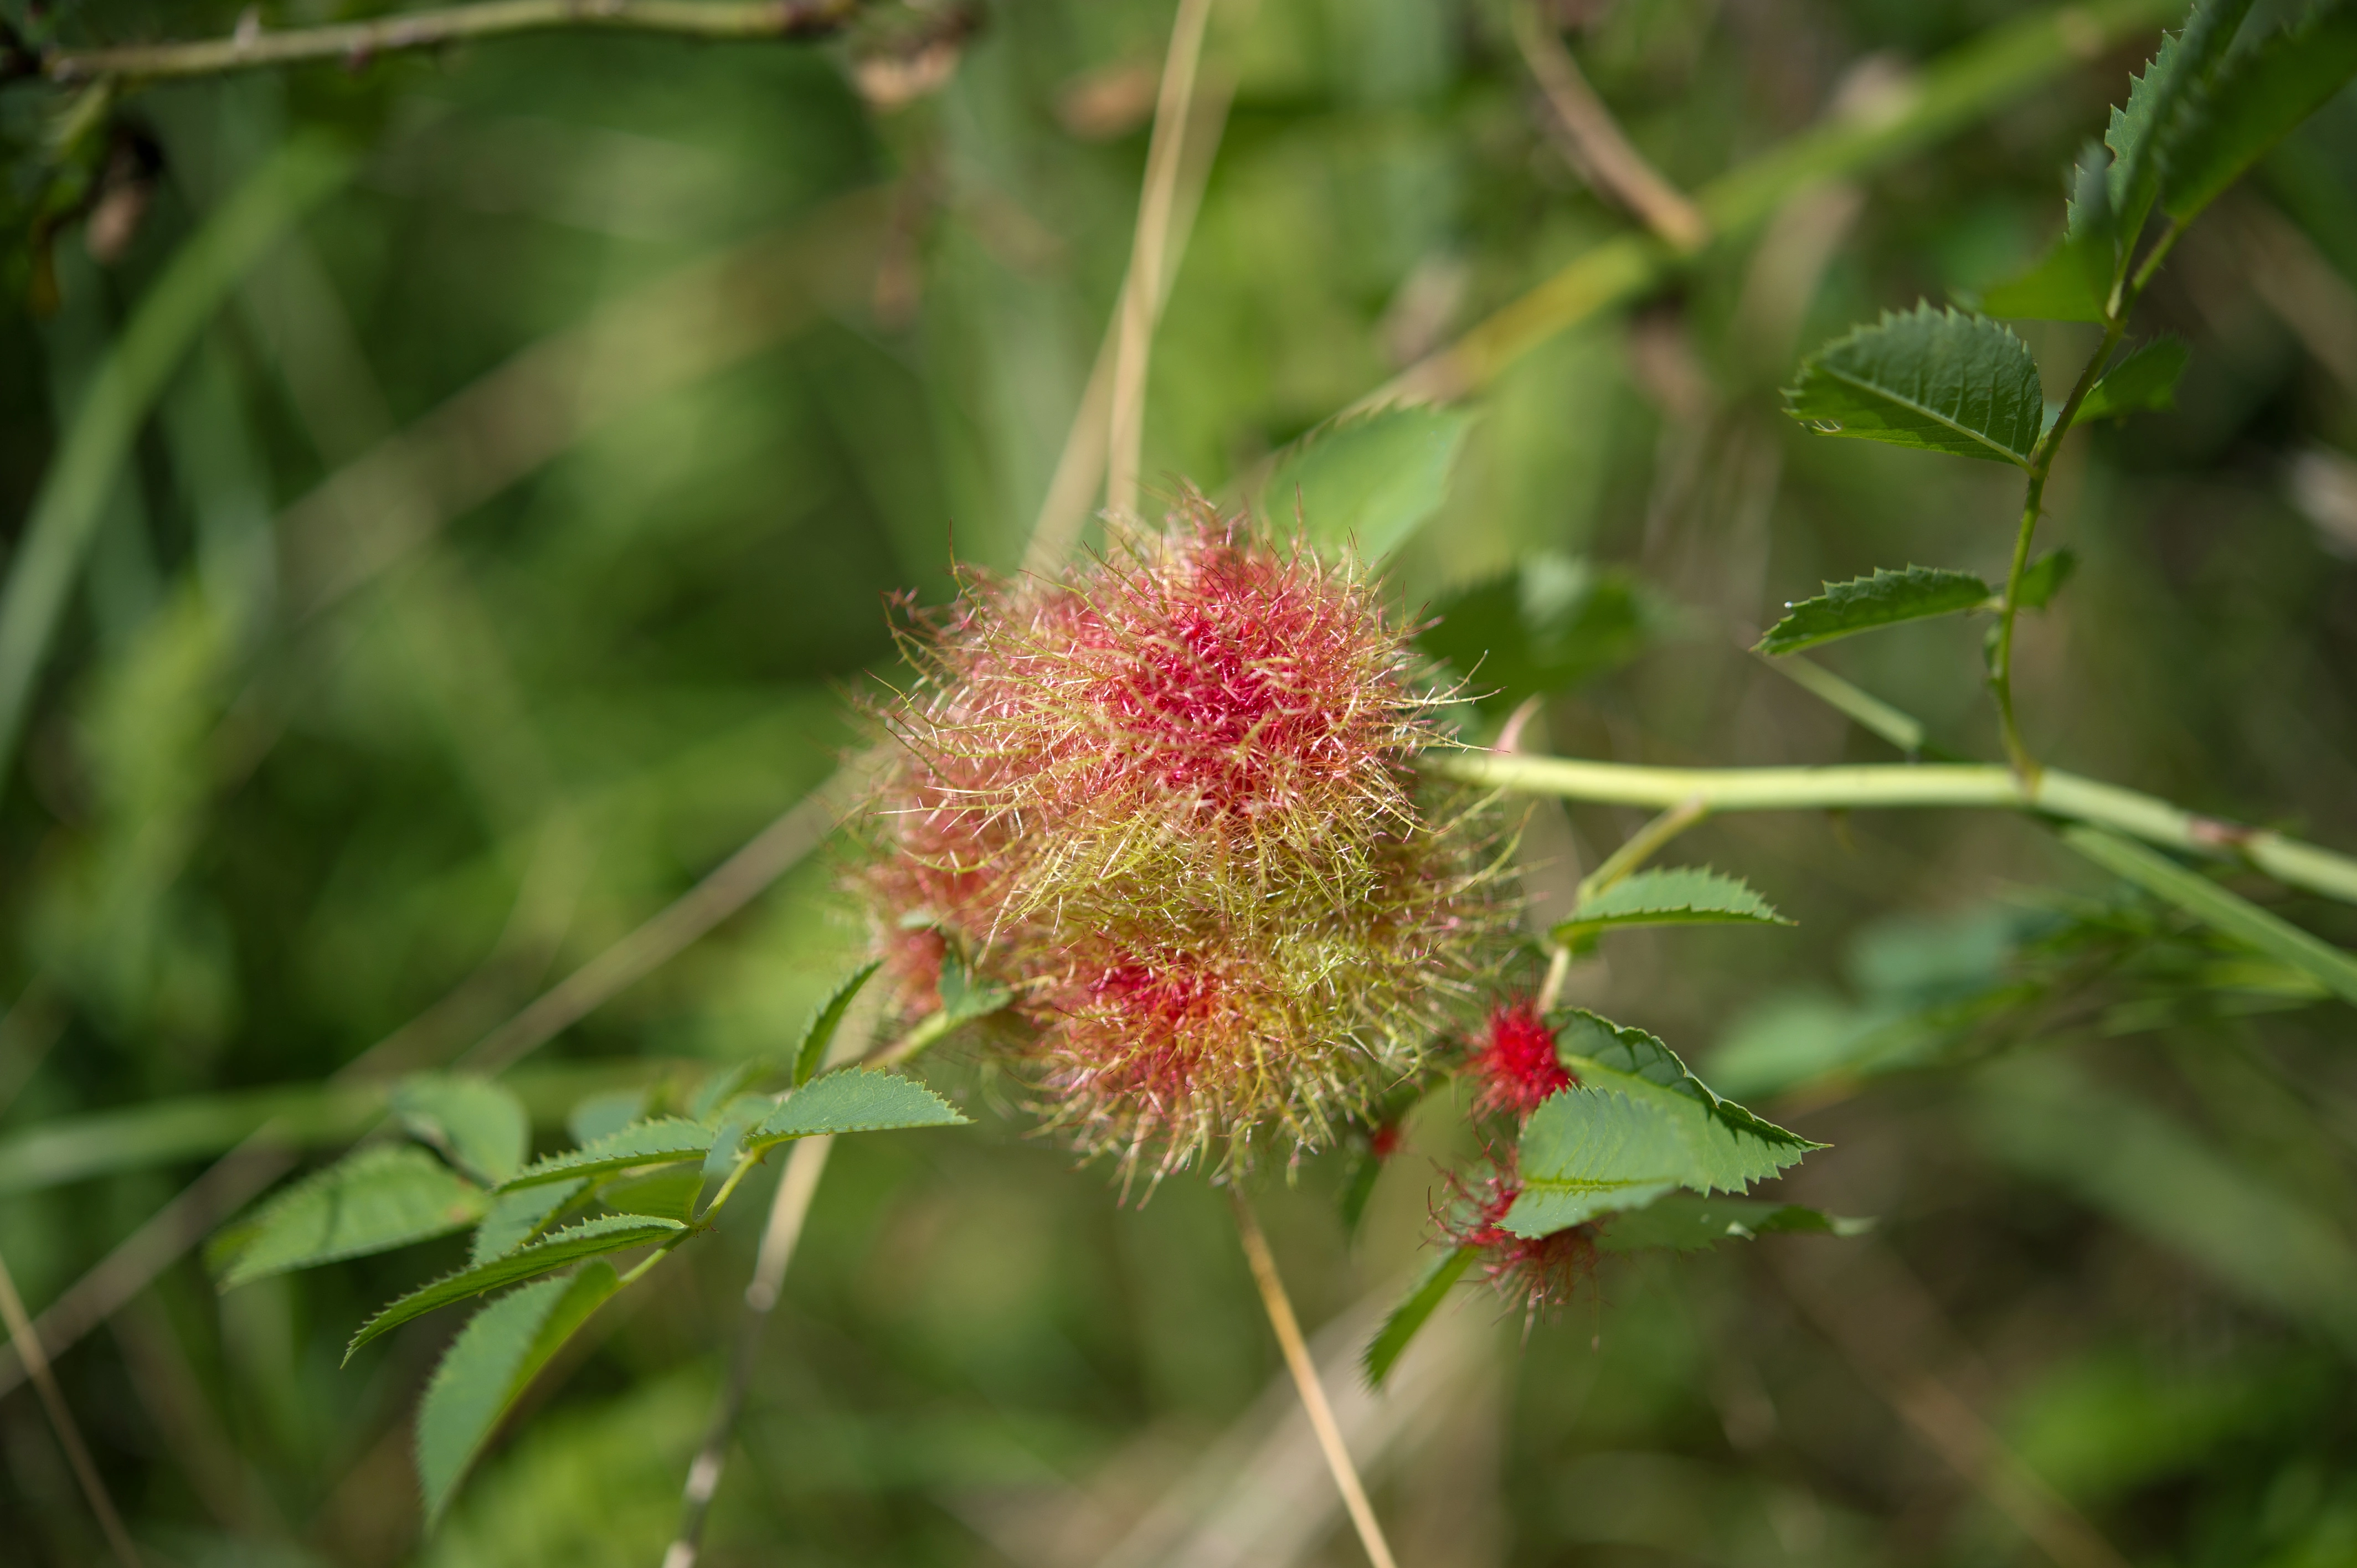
<box><xmin>2</xmin><ymin>1</ymin><xmax>2356</xmax><ymax>1565</ymax></box>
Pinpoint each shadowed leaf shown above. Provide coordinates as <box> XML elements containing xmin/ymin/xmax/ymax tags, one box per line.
<box><xmin>1978</xmin><ymin>141</ymin><xmax>2117</xmax><ymax>321</ymax></box>
<box><xmin>346</xmin><ymin>1215</ymin><xmax>682</xmax><ymax>1361</ymax></box>
<box><xmin>2073</xmin><ymin>337</ymin><xmax>2189</xmax><ymax>424</ymax></box>
<box><xmin>1598</xmin><ymin>1194</ymin><xmax>1869</xmax><ymax>1253</ymax></box>
<box><xmin>696</xmin><ymin>1096</ymin><xmax>771</xmax><ymax>1215</ymax></box>
<box><xmin>2107</xmin><ymin>2</ymin><xmax>2256</xmax><ymax>245</ymax></box>
<box><xmin>212</xmin><ymin>1145</ymin><xmax>485</xmax><ymax>1290</ymax></box>
<box><xmin>1363</xmin><ymin>1246</ymin><xmax>1476</xmax><ymax>1389</ymax></box>
<box><xmin>393</xmin><ymin>1074</ymin><xmax>530</xmax><ymax>1184</ymax></box>
<box><xmin>470</xmin><ymin>1180</ymin><xmax>585</xmax><ymax>1266</ymax></box>
<box><xmin>1418</xmin><ymin>554</ymin><xmax>1673</xmax><ymax>712</ymax></box>
<box><xmin>1263</xmin><ymin>404</ymin><xmax>1478</xmax><ymax>565</ymax></box>
<box><xmin>795</xmin><ymin>961</ymin><xmax>882</xmax><ymax>1086</ymax></box>
<box><xmin>2160</xmin><ymin>3</ymin><xmax>2350</xmax><ymax>223</ymax></box>
<box><xmin>2016</xmin><ymin>548</ymin><xmax>2079</xmax><ymax>611</ymax></box>
<box><xmin>415</xmin><ymin>1262</ymin><xmax>623</xmax><ymax>1526</ymax></box>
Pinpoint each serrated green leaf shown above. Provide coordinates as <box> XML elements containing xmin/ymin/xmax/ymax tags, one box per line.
<box><xmin>1553</xmin><ymin>866</ymin><xmax>1790</xmax><ymax>945</ymax></box>
<box><xmin>795</xmin><ymin>961</ymin><xmax>882</xmax><ymax>1086</ymax></box>
<box><xmin>212</xmin><ymin>1145</ymin><xmax>486</xmax><ymax>1290</ymax></box>
<box><xmin>393</xmin><ymin>1074</ymin><xmax>530</xmax><ymax>1184</ymax></box>
<box><xmin>743</xmin><ymin>1070</ymin><xmax>967</xmax><ymax>1155</ymax></box>
<box><xmin>598</xmin><ymin>1166</ymin><xmax>704</xmax><ymax>1223</ymax></box>
<box><xmin>1362</xmin><ymin>1246</ymin><xmax>1476</xmax><ymax>1390</ymax></box>
<box><xmin>2109</xmin><ymin>1</ymin><xmax>2257</xmax><ymax>242</ymax></box>
<box><xmin>1784</xmin><ymin>305</ymin><xmax>2043</xmax><ymax>466</ymax></box>
<box><xmin>500</xmin><ymin>1117</ymin><xmax>713</xmax><ymax>1191</ymax></box>
<box><xmin>1756</xmin><ymin>566</ymin><xmax>1994</xmax><ymax>656</ymax></box>
<box><xmin>1977</xmin><ymin>238</ymin><xmax>2109</xmax><ymax>323</ymax></box>
<box><xmin>345</xmin><ymin>1214</ymin><xmax>682</xmax><ymax>1361</ymax></box>
<box><xmin>1597</xmin><ymin>1194</ymin><xmax>1870</xmax><ymax>1253</ymax></box>
<box><xmin>2015</xmin><ymin>548</ymin><xmax>2080</xmax><ymax>612</ymax></box>
<box><xmin>1980</xmin><ymin>140</ymin><xmax>2118</xmax><ymax>322</ymax></box>
<box><xmin>1504</xmin><ymin>1013</ymin><xmax>1823</xmax><ymax>1237</ymax></box>
<box><xmin>2062</xmin><ymin>137</ymin><xmax>2118</xmax><ymax>269</ymax></box>
<box><xmin>1500</xmin><ymin>1087</ymin><xmax>1694</xmax><ymax>1235</ymax></box>
<box><xmin>470</xmin><ymin>1179</ymin><xmax>584</xmax><ymax>1266</ymax></box>
<box><xmin>1561</xmin><ymin>1010</ymin><xmax>1823</xmax><ymax>1155</ymax></box>
<box><xmin>2061</xmin><ymin>827</ymin><xmax>2357</xmax><ymax>1008</ymax></box>
<box><xmin>2160</xmin><ymin>6</ymin><xmax>2357</xmax><ymax>224</ymax></box>
<box><xmin>1263</xmin><ymin>404</ymin><xmax>1478</xmax><ymax>565</ymax></box>
<box><xmin>2073</xmin><ymin>337</ymin><xmax>2189</xmax><ymax>424</ymax></box>
<box><xmin>415</xmin><ymin>1262</ymin><xmax>623</xmax><ymax>1526</ymax></box>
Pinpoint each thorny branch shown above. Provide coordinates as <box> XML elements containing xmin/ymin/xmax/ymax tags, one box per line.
<box><xmin>18</xmin><ymin>1</ymin><xmax>857</xmax><ymax>87</ymax></box>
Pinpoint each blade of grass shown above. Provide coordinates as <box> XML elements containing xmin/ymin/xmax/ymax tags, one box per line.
<box><xmin>0</xmin><ymin>135</ymin><xmax>350</xmax><ymax>781</ymax></box>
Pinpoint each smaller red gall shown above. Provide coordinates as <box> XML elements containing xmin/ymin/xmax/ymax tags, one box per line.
<box><xmin>1438</xmin><ymin>1153</ymin><xmax>1596</xmax><ymax>1317</ymax></box>
<box><xmin>1468</xmin><ymin>996</ymin><xmax>1573</xmax><ymax>1120</ymax></box>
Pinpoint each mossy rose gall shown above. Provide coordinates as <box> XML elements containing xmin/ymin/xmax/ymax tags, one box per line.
<box><xmin>855</xmin><ymin>494</ymin><xmax>1507</xmax><ymax>1179</ymax></box>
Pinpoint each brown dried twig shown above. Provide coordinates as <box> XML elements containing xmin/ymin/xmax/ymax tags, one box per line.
<box><xmin>1510</xmin><ymin>0</ymin><xmax>1707</xmax><ymax>252</ymax></box>
<box><xmin>34</xmin><ymin>1</ymin><xmax>856</xmax><ymax>87</ymax></box>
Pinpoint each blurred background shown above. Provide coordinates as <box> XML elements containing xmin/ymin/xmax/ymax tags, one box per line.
<box><xmin>3</xmin><ymin>0</ymin><xmax>2356</xmax><ymax>1564</ymax></box>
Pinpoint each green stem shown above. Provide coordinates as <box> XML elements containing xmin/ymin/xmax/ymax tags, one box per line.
<box><xmin>1425</xmin><ymin>750</ymin><xmax>2357</xmax><ymax>907</ymax></box>
<box><xmin>694</xmin><ymin>1149</ymin><xmax>763</xmax><ymax>1226</ymax></box>
<box><xmin>1577</xmin><ymin>797</ymin><xmax>1711</xmax><ymax>902</ymax></box>
<box><xmin>1994</xmin><ymin>314</ymin><xmax>2127</xmax><ymax>780</ymax></box>
<box><xmin>37</xmin><ymin>0</ymin><xmax>854</xmax><ymax>85</ymax></box>
<box><xmin>1990</xmin><ymin>468</ymin><xmax>2056</xmax><ymax>780</ymax></box>
<box><xmin>1988</xmin><ymin>214</ymin><xmax>2183</xmax><ymax>780</ymax></box>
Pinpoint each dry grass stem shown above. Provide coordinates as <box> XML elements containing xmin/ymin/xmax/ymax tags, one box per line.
<box><xmin>1231</xmin><ymin>1190</ymin><xmax>1401</xmax><ymax>1568</ymax></box>
<box><xmin>0</xmin><ymin>1241</ymin><xmax>145</xmax><ymax>1567</ymax></box>
<box><xmin>1104</xmin><ymin>0</ymin><xmax>1219</xmax><ymax>520</ymax></box>
<box><xmin>1510</xmin><ymin>0</ymin><xmax>1707</xmax><ymax>251</ymax></box>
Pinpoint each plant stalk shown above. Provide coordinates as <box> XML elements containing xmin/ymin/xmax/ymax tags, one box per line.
<box><xmin>1425</xmin><ymin>750</ymin><xmax>2357</xmax><ymax>907</ymax></box>
<box><xmin>1230</xmin><ymin>1190</ymin><xmax>1401</xmax><ymax>1568</ymax></box>
<box><xmin>35</xmin><ymin>0</ymin><xmax>854</xmax><ymax>85</ymax></box>
<box><xmin>1990</xmin><ymin>210</ymin><xmax>2184</xmax><ymax>777</ymax></box>
<box><xmin>0</xmin><ymin>1242</ymin><xmax>143</xmax><ymax>1567</ymax></box>
<box><xmin>1991</xmin><ymin>306</ymin><xmax>2127</xmax><ymax>781</ymax></box>
<box><xmin>661</xmin><ymin>1134</ymin><xmax>835</xmax><ymax>1568</ymax></box>
<box><xmin>1576</xmin><ymin>796</ymin><xmax>1711</xmax><ymax>902</ymax></box>
<box><xmin>1103</xmin><ymin>0</ymin><xmax>1220</xmax><ymax>520</ymax></box>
